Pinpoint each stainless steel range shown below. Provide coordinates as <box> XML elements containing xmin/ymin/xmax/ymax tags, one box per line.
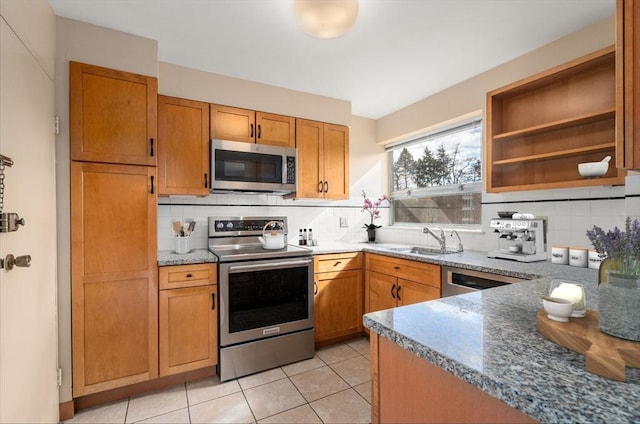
<box><xmin>208</xmin><ymin>216</ymin><xmax>314</xmax><ymax>381</ymax></box>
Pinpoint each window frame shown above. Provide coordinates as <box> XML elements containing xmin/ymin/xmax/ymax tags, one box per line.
<box><xmin>387</xmin><ymin>114</ymin><xmax>483</xmax><ymax>229</ymax></box>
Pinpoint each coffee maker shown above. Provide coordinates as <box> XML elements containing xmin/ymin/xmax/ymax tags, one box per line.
<box><xmin>488</xmin><ymin>218</ymin><xmax>547</xmax><ymax>262</ymax></box>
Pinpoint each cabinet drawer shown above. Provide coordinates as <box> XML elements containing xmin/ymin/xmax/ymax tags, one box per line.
<box><xmin>315</xmin><ymin>252</ymin><xmax>363</xmax><ymax>273</ymax></box>
<box><xmin>159</xmin><ymin>263</ymin><xmax>217</xmax><ymax>290</ymax></box>
<box><xmin>366</xmin><ymin>253</ymin><xmax>440</xmax><ymax>289</ymax></box>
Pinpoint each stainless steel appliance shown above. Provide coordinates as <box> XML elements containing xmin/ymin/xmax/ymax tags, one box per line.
<box><xmin>442</xmin><ymin>266</ymin><xmax>527</xmax><ymax>297</ymax></box>
<box><xmin>487</xmin><ymin>218</ymin><xmax>547</xmax><ymax>262</ymax></box>
<box><xmin>208</xmin><ymin>216</ymin><xmax>314</xmax><ymax>381</ymax></box>
<box><xmin>210</xmin><ymin>139</ymin><xmax>297</xmax><ymax>194</ymax></box>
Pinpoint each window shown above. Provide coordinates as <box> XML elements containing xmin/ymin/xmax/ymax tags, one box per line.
<box><xmin>388</xmin><ymin>117</ymin><xmax>482</xmax><ymax>226</ymax></box>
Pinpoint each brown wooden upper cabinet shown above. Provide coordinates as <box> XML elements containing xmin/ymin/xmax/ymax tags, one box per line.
<box><xmin>70</xmin><ymin>61</ymin><xmax>157</xmax><ymax>166</ymax></box>
<box><xmin>296</xmin><ymin>119</ymin><xmax>349</xmax><ymax>199</ymax></box>
<box><xmin>210</xmin><ymin>104</ymin><xmax>295</xmax><ymax>148</ymax></box>
<box><xmin>616</xmin><ymin>0</ymin><xmax>640</xmax><ymax>170</ymax></box>
<box><xmin>158</xmin><ymin>96</ymin><xmax>210</xmax><ymax>196</ymax></box>
<box><xmin>486</xmin><ymin>46</ymin><xmax>626</xmax><ymax>192</ymax></box>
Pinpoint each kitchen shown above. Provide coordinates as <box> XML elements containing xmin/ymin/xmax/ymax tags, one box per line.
<box><xmin>1</xmin><ymin>0</ymin><xmax>639</xmax><ymax>423</ymax></box>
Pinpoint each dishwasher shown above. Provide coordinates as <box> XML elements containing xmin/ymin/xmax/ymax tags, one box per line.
<box><xmin>441</xmin><ymin>266</ymin><xmax>528</xmax><ymax>297</ymax></box>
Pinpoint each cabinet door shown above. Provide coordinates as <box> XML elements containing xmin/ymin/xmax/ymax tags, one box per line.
<box><xmin>398</xmin><ymin>278</ymin><xmax>440</xmax><ymax>307</ymax></box>
<box><xmin>210</xmin><ymin>104</ymin><xmax>255</xmax><ymax>143</ymax></box>
<box><xmin>71</xmin><ymin>161</ymin><xmax>158</xmax><ymax>397</ymax></box>
<box><xmin>70</xmin><ymin>61</ymin><xmax>157</xmax><ymax>166</ymax></box>
<box><xmin>158</xmin><ymin>96</ymin><xmax>210</xmax><ymax>196</ymax></box>
<box><xmin>617</xmin><ymin>0</ymin><xmax>640</xmax><ymax>170</ymax></box>
<box><xmin>366</xmin><ymin>271</ymin><xmax>397</xmax><ymax>313</ymax></box>
<box><xmin>256</xmin><ymin>112</ymin><xmax>295</xmax><ymax>147</ymax></box>
<box><xmin>159</xmin><ymin>285</ymin><xmax>218</xmax><ymax>376</ymax></box>
<box><xmin>323</xmin><ymin>124</ymin><xmax>349</xmax><ymax>200</ymax></box>
<box><xmin>296</xmin><ymin>118</ymin><xmax>324</xmax><ymax>198</ymax></box>
<box><xmin>314</xmin><ymin>270</ymin><xmax>363</xmax><ymax>345</ymax></box>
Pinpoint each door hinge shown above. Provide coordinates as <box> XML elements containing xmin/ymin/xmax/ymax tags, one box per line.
<box><xmin>54</xmin><ymin>116</ymin><xmax>60</xmax><ymax>135</ymax></box>
<box><xmin>57</xmin><ymin>368</ymin><xmax>62</xmax><ymax>387</ymax></box>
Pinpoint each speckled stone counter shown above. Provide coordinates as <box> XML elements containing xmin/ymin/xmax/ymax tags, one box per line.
<box><xmin>157</xmin><ymin>249</ymin><xmax>217</xmax><ymax>266</ymax></box>
<box><xmin>364</xmin><ymin>278</ymin><xmax>640</xmax><ymax>423</ymax></box>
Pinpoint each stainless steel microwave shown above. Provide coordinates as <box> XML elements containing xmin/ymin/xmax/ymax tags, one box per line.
<box><xmin>210</xmin><ymin>139</ymin><xmax>297</xmax><ymax>194</ymax></box>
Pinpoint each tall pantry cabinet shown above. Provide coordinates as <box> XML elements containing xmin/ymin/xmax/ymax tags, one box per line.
<box><xmin>70</xmin><ymin>62</ymin><xmax>159</xmax><ymax>397</ymax></box>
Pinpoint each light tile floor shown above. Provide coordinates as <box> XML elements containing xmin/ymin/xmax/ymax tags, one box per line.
<box><xmin>65</xmin><ymin>336</ymin><xmax>371</xmax><ymax>424</ymax></box>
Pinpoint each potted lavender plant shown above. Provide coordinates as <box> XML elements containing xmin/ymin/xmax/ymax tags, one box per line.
<box><xmin>586</xmin><ymin>217</ymin><xmax>640</xmax><ymax>341</ymax></box>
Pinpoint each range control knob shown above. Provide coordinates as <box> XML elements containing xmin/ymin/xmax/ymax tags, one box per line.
<box><xmin>226</xmin><ymin>222</ymin><xmax>234</xmax><ymax>230</ymax></box>
<box><xmin>216</xmin><ymin>222</ymin><xmax>224</xmax><ymax>230</ymax></box>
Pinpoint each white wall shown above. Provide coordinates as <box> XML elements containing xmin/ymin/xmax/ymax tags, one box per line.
<box><xmin>0</xmin><ymin>0</ymin><xmax>58</xmax><ymax>421</ymax></box>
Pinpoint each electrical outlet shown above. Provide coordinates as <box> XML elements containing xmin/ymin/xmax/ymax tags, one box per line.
<box><xmin>339</xmin><ymin>217</ymin><xmax>348</xmax><ymax>228</ymax></box>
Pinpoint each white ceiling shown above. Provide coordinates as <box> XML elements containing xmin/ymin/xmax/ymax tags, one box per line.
<box><xmin>48</xmin><ymin>0</ymin><xmax>615</xmax><ymax>119</ymax></box>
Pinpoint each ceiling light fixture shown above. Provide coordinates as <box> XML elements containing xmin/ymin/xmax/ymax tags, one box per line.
<box><xmin>293</xmin><ymin>0</ymin><xmax>359</xmax><ymax>39</ymax></box>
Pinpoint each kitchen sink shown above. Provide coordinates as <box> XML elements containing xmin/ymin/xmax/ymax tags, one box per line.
<box><xmin>385</xmin><ymin>246</ymin><xmax>458</xmax><ymax>255</ymax></box>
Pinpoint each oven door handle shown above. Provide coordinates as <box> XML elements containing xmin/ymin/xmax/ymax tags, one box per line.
<box><xmin>227</xmin><ymin>258</ymin><xmax>312</xmax><ymax>272</ymax></box>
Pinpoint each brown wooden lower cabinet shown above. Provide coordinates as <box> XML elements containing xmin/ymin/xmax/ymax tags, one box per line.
<box><xmin>365</xmin><ymin>253</ymin><xmax>441</xmax><ymax>313</ymax></box>
<box><xmin>158</xmin><ymin>264</ymin><xmax>218</xmax><ymax>376</ymax></box>
<box><xmin>370</xmin><ymin>333</ymin><xmax>536</xmax><ymax>423</ymax></box>
<box><xmin>314</xmin><ymin>253</ymin><xmax>364</xmax><ymax>346</ymax></box>
<box><xmin>71</xmin><ymin>161</ymin><xmax>158</xmax><ymax>397</ymax></box>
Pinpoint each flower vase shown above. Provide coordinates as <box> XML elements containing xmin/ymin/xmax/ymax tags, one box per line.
<box><xmin>598</xmin><ymin>267</ymin><xmax>640</xmax><ymax>341</ymax></box>
<box><xmin>367</xmin><ymin>228</ymin><xmax>376</xmax><ymax>243</ymax></box>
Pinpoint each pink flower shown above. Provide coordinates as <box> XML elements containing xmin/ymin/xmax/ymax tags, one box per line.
<box><xmin>362</xmin><ymin>190</ymin><xmax>389</xmax><ymax>229</ymax></box>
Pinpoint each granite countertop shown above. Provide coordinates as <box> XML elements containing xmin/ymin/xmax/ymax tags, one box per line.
<box><xmin>159</xmin><ymin>242</ymin><xmax>639</xmax><ymax>421</ymax></box>
<box><xmin>157</xmin><ymin>249</ymin><xmax>217</xmax><ymax>266</ymax></box>
<box><xmin>363</xmin><ymin>276</ymin><xmax>640</xmax><ymax>423</ymax></box>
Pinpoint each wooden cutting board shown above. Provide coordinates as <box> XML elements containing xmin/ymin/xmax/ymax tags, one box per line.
<box><xmin>536</xmin><ymin>309</ymin><xmax>640</xmax><ymax>382</ymax></box>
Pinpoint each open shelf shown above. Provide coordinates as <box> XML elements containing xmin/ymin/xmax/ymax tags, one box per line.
<box><xmin>493</xmin><ymin>109</ymin><xmax>615</xmax><ymax>142</ymax></box>
<box><xmin>493</xmin><ymin>142</ymin><xmax>615</xmax><ymax>166</ymax></box>
<box><xmin>486</xmin><ymin>46</ymin><xmax>625</xmax><ymax>192</ymax></box>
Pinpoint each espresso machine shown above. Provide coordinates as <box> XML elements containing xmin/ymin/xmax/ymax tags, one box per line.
<box><xmin>488</xmin><ymin>217</ymin><xmax>547</xmax><ymax>262</ymax></box>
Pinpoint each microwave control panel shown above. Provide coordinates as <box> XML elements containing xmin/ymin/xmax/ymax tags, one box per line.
<box><xmin>286</xmin><ymin>156</ymin><xmax>296</xmax><ymax>185</ymax></box>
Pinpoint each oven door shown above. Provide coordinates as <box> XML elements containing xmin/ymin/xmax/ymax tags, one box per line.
<box><xmin>219</xmin><ymin>257</ymin><xmax>314</xmax><ymax>347</ymax></box>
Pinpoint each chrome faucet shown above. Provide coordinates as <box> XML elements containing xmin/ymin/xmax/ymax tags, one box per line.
<box><xmin>423</xmin><ymin>226</ymin><xmax>446</xmax><ymax>252</ymax></box>
<box><xmin>450</xmin><ymin>230</ymin><xmax>464</xmax><ymax>252</ymax></box>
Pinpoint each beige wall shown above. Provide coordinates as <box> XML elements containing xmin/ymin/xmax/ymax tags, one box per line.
<box><xmin>159</xmin><ymin>62</ymin><xmax>351</xmax><ymax>126</ymax></box>
<box><xmin>0</xmin><ymin>0</ymin><xmax>58</xmax><ymax>421</ymax></box>
<box><xmin>376</xmin><ymin>16</ymin><xmax>615</xmax><ymax>145</ymax></box>
<box><xmin>54</xmin><ymin>16</ymin><xmax>159</xmax><ymax>404</ymax></box>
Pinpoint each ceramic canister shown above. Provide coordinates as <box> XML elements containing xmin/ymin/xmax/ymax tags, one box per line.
<box><xmin>569</xmin><ymin>247</ymin><xmax>588</xmax><ymax>268</ymax></box>
<box><xmin>588</xmin><ymin>249</ymin><xmax>604</xmax><ymax>270</ymax></box>
<box><xmin>551</xmin><ymin>245</ymin><xmax>569</xmax><ymax>265</ymax></box>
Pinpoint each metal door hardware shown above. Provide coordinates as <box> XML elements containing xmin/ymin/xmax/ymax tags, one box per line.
<box><xmin>1</xmin><ymin>254</ymin><xmax>31</xmax><ymax>271</ymax></box>
<box><xmin>0</xmin><ymin>154</ymin><xmax>14</xmax><ymax>213</ymax></box>
<box><xmin>0</xmin><ymin>212</ymin><xmax>25</xmax><ymax>233</ymax></box>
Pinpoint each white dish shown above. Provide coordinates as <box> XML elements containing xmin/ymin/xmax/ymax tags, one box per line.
<box><xmin>542</xmin><ymin>297</ymin><xmax>574</xmax><ymax>322</ymax></box>
<box><xmin>578</xmin><ymin>161</ymin><xmax>608</xmax><ymax>178</ymax></box>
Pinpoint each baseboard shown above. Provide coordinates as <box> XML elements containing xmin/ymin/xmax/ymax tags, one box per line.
<box><xmin>74</xmin><ymin>367</ymin><xmax>216</xmax><ymax>413</ymax></box>
<box><xmin>59</xmin><ymin>400</ymin><xmax>75</xmax><ymax>421</ymax></box>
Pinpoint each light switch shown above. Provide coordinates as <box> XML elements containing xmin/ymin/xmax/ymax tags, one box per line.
<box><xmin>339</xmin><ymin>217</ymin><xmax>348</xmax><ymax>228</ymax></box>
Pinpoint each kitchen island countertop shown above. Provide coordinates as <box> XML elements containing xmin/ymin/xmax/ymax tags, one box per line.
<box><xmin>363</xmin><ymin>276</ymin><xmax>640</xmax><ymax>423</ymax></box>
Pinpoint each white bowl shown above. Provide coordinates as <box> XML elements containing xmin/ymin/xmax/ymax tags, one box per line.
<box><xmin>578</xmin><ymin>161</ymin><xmax>609</xmax><ymax>178</ymax></box>
<box><xmin>542</xmin><ymin>297</ymin><xmax>574</xmax><ymax>322</ymax></box>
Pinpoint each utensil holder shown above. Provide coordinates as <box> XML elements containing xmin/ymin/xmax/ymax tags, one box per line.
<box><xmin>174</xmin><ymin>236</ymin><xmax>191</xmax><ymax>254</ymax></box>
